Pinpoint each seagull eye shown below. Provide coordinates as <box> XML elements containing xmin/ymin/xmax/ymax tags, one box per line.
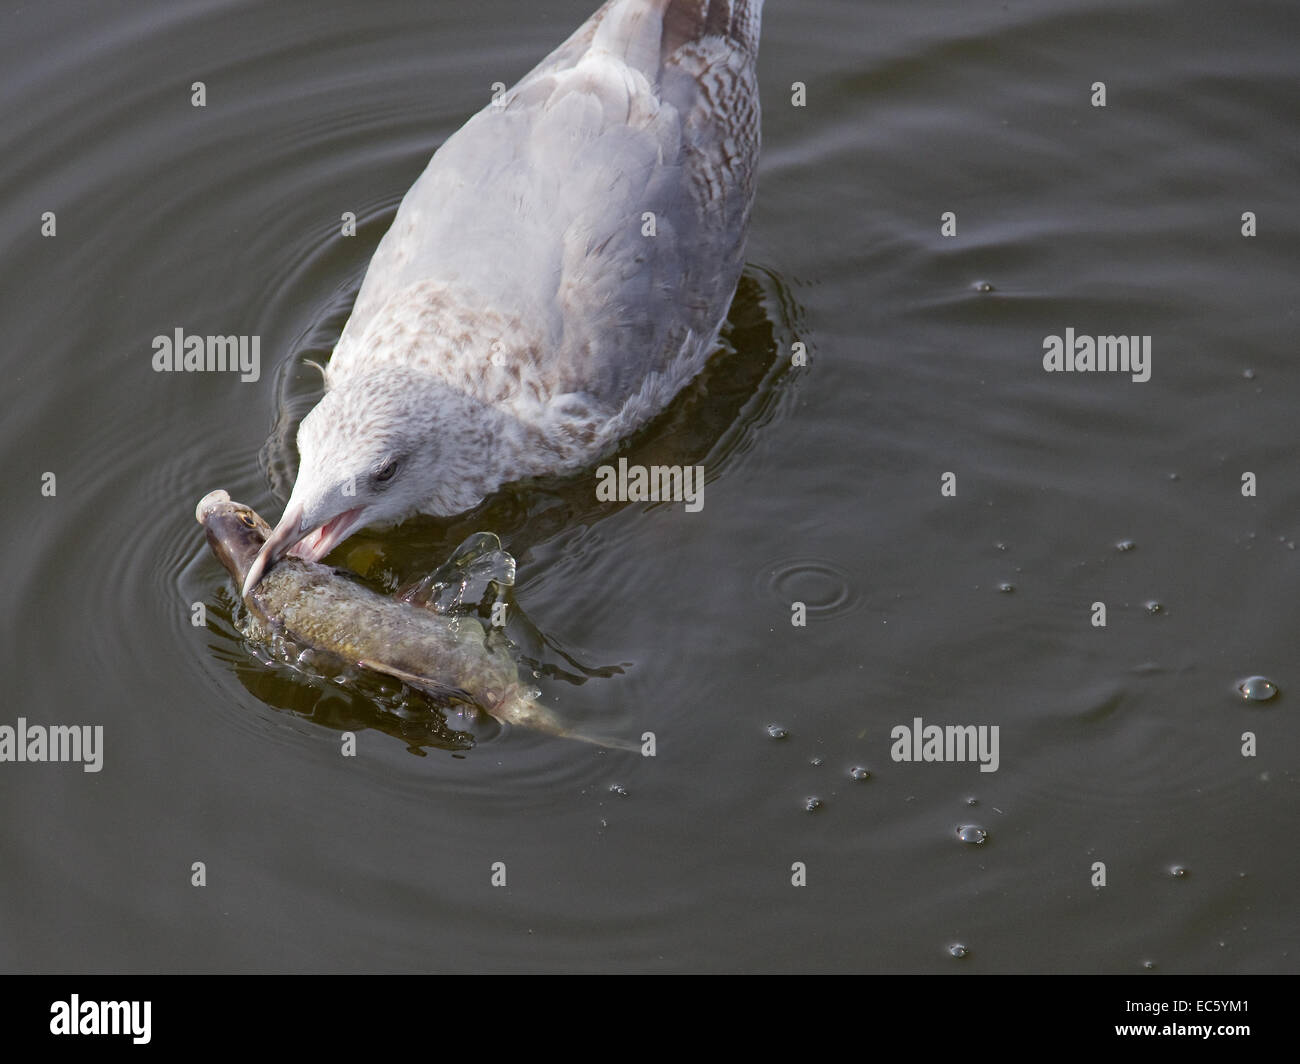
<box><xmin>375</xmin><ymin>459</ymin><xmax>399</xmax><ymax>483</ymax></box>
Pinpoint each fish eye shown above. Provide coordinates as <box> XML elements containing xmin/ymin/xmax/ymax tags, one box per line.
<box><xmin>375</xmin><ymin>459</ymin><xmax>399</xmax><ymax>483</ymax></box>
<box><xmin>239</xmin><ymin>513</ymin><xmax>258</xmax><ymax>529</ymax></box>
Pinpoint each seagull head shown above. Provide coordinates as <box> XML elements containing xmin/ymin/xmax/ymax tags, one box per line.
<box><xmin>240</xmin><ymin>370</ymin><xmax>494</xmax><ymax>597</ymax></box>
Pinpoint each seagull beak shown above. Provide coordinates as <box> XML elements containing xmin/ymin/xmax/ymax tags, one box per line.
<box><xmin>241</xmin><ymin>503</ymin><xmax>306</xmax><ymax>598</ymax></box>
<box><xmin>241</xmin><ymin>501</ymin><xmax>367</xmax><ymax>598</ymax></box>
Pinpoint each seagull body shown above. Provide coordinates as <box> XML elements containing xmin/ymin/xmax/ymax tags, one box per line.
<box><xmin>245</xmin><ymin>0</ymin><xmax>764</xmax><ymax>595</ymax></box>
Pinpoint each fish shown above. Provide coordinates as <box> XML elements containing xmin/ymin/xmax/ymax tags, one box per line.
<box><xmin>197</xmin><ymin>489</ymin><xmax>637</xmax><ymax>752</ymax></box>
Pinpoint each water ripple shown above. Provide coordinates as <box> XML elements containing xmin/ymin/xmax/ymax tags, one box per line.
<box><xmin>757</xmin><ymin>557</ymin><xmax>861</xmax><ymax>621</ymax></box>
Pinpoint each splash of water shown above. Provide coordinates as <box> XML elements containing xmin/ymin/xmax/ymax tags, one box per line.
<box><xmin>398</xmin><ymin>532</ymin><xmax>516</xmax><ymax>616</ymax></box>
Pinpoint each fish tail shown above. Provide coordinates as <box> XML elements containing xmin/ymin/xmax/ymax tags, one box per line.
<box><xmin>558</xmin><ymin>729</ymin><xmax>645</xmax><ymax>754</ymax></box>
<box><xmin>500</xmin><ymin>686</ymin><xmax>642</xmax><ymax>753</ymax></box>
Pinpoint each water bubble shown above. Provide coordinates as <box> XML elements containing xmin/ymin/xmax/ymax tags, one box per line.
<box><xmin>1142</xmin><ymin>960</ymin><xmax>1156</xmax><ymax>970</ymax></box>
<box><xmin>965</xmin><ymin>796</ymin><xmax>978</xmax><ymax>806</ymax></box>
<box><xmin>767</xmin><ymin>724</ymin><xmax>789</xmax><ymax>740</ymax></box>
<box><xmin>972</xmin><ymin>280</ymin><xmax>995</xmax><ymax>293</ymax></box>
<box><xmin>1242</xmin><ymin>368</ymin><xmax>1255</xmax><ymax>380</ymax></box>
<box><xmin>949</xmin><ymin>944</ymin><xmax>970</xmax><ymax>958</ymax></box>
<box><xmin>1169</xmin><ymin>865</ymin><xmax>1188</xmax><ymax>878</ymax></box>
<box><xmin>957</xmin><ymin>825</ymin><xmax>988</xmax><ymax>845</ymax></box>
<box><xmin>809</xmin><ymin>756</ymin><xmax>824</xmax><ymax>767</ymax></box>
<box><xmin>1238</xmin><ymin>676</ymin><xmax>1278</xmax><ymax>702</ymax></box>
<box><xmin>804</xmin><ymin>796</ymin><xmax>824</xmax><ymax>812</ymax></box>
<box><xmin>849</xmin><ymin>766</ymin><xmax>871</xmax><ymax>782</ymax></box>
<box><xmin>1116</xmin><ymin>539</ymin><xmax>1136</xmax><ymax>552</ymax></box>
<box><xmin>1144</xmin><ymin>600</ymin><xmax>1163</xmax><ymax>614</ymax></box>
<box><xmin>609</xmin><ymin>784</ymin><xmax>628</xmax><ymax>798</ymax></box>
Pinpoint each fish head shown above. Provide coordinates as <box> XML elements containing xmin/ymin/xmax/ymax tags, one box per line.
<box><xmin>196</xmin><ymin>489</ymin><xmax>273</xmax><ymax>592</ymax></box>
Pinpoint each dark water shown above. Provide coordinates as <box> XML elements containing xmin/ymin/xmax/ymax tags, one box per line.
<box><xmin>2</xmin><ymin>0</ymin><xmax>1297</xmax><ymax>972</ymax></box>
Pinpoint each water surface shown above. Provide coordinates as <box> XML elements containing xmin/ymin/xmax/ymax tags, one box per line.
<box><xmin>2</xmin><ymin>0</ymin><xmax>1297</xmax><ymax>972</ymax></box>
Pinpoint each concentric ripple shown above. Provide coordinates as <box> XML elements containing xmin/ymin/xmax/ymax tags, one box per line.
<box><xmin>757</xmin><ymin>557</ymin><xmax>861</xmax><ymax>621</ymax></box>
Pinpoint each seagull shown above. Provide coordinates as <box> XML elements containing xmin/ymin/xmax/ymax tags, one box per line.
<box><xmin>244</xmin><ymin>0</ymin><xmax>764</xmax><ymax>596</ymax></box>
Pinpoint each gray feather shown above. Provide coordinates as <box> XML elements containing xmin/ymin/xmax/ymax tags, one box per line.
<box><xmin>291</xmin><ymin>0</ymin><xmax>764</xmax><ymax>530</ymax></box>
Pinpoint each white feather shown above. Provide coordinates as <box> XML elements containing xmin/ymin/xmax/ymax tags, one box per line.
<box><xmin>290</xmin><ymin>0</ymin><xmax>765</xmax><ymax>533</ymax></box>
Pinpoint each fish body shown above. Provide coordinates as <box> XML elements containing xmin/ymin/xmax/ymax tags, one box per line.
<box><xmin>197</xmin><ymin>489</ymin><xmax>632</xmax><ymax>748</ymax></box>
